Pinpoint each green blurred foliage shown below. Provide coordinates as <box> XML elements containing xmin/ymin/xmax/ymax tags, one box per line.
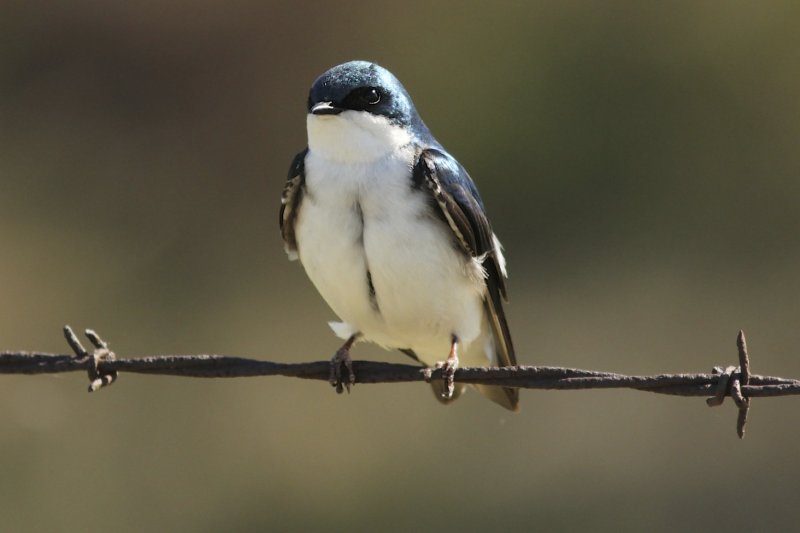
<box><xmin>1</xmin><ymin>1</ymin><xmax>799</xmax><ymax>531</ymax></box>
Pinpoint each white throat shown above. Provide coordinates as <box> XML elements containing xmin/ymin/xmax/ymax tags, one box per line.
<box><xmin>307</xmin><ymin>110</ymin><xmax>413</xmax><ymax>163</ymax></box>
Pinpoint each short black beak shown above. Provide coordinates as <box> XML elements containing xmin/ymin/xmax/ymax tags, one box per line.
<box><xmin>310</xmin><ymin>102</ymin><xmax>343</xmax><ymax>115</ymax></box>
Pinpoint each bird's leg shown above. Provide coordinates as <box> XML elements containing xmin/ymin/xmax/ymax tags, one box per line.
<box><xmin>435</xmin><ymin>335</ymin><xmax>459</xmax><ymax>399</ymax></box>
<box><xmin>330</xmin><ymin>333</ymin><xmax>360</xmax><ymax>394</ymax></box>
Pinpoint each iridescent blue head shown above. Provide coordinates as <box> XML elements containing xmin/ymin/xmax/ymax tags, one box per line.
<box><xmin>307</xmin><ymin>61</ymin><xmax>433</xmax><ymax>143</ymax></box>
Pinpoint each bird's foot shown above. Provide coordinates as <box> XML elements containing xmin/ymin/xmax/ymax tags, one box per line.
<box><xmin>329</xmin><ymin>334</ymin><xmax>358</xmax><ymax>394</ymax></box>
<box><xmin>435</xmin><ymin>335</ymin><xmax>460</xmax><ymax>399</ymax></box>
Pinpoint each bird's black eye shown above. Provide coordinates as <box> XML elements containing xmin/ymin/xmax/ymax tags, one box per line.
<box><xmin>342</xmin><ymin>87</ymin><xmax>383</xmax><ymax>111</ymax></box>
<box><xmin>362</xmin><ymin>87</ymin><xmax>381</xmax><ymax>105</ymax></box>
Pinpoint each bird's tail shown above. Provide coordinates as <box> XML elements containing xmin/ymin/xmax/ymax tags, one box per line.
<box><xmin>475</xmin><ymin>298</ymin><xmax>519</xmax><ymax>411</ymax></box>
<box><xmin>474</xmin><ymin>383</ymin><xmax>519</xmax><ymax>411</ymax></box>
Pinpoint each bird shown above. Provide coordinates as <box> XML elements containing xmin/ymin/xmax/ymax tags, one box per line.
<box><xmin>280</xmin><ymin>60</ymin><xmax>518</xmax><ymax>411</ymax></box>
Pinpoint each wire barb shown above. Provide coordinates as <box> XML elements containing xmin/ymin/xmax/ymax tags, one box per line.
<box><xmin>735</xmin><ymin>330</ymin><xmax>751</xmax><ymax>438</ymax></box>
<box><xmin>706</xmin><ymin>366</ymin><xmax>737</xmax><ymax>407</ymax></box>
<box><xmin>62</xmin><ymin>327</ymin><xmax>118</xmax><ymax>392</ymax></box>
<box><xmin>63</xmin><ymin>325</ymin><xmax>88</xmax><ymax>358</ymax></box>
<box><xmin>85</xmin><ymin>329</ymin><xmax>109</xmax><ymax>350</ymax></box>
<box><xmin>700</xmin><ymin>332</ymin><xmax>754</xmax><ymax>438</ymax></box>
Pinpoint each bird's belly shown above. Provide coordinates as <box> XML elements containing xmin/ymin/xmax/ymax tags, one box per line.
<box><xmin>294</xmin><ymin>197</ymin><xmax>382</xmax><ymax>338</ymax></box>
<box><xmin>361</xmin><ymin>209</ymin><xmax>487</xmax><ymax>363</ymax></box>
<box><xmin>296</xmin><ymin>150</ymin><xmax>488</xmax><ymax>366</ymax></box>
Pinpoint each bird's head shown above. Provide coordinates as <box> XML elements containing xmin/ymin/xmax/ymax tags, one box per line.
<box><xmin>305</xmin><ymin>61</ymin><xmax>431</xmax><ymax>162</ymax></box>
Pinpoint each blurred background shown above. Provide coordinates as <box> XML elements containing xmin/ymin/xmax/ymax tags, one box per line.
<box><xmin>1</xmin><ymin>1</ymin><xmax>799</xmax><ymax>531</ymax></box>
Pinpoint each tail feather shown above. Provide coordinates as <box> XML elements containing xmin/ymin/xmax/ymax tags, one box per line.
<box><xmin>479</xmin><ymin>299</ymin><xmax>519</xmax><ymax>411</ymax></box>
<box><xmin>474</xmin><ymin>384</ymin><xmax>519</xmax><ymax>411</ymax></box>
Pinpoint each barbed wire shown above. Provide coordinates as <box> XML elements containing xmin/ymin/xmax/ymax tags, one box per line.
<box><xmin>2</xmin><ymin>327</ymin><xmax>798</xmax><ymax>439</ymax></box>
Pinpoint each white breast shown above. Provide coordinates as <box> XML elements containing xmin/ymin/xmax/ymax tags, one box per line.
<box><xmin>295</xmin><ymin>111</ymin><xmax>492</xmax><ymax>367</ymax></box>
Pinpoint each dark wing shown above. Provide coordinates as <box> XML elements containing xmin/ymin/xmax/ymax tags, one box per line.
<box><xmin>279</xmin><ymin>148</ymin><xmax>308</xmax><ymax>260</ymax></box>
<box><xmin>413</xmin><ymin>148</ymin><xmax>517</xmax><ymax>374</ymax></box>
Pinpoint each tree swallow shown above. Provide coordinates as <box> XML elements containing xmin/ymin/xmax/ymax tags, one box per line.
<box><xmin>280</xmin><ymin>61</ymin><xmax>518</xmax><ymax>411</ymax></box>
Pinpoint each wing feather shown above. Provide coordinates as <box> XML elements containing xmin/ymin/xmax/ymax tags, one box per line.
<box><xmin>413</xmin><ymin>148</ymin><xmax>518</xmax><ymax>409</ymax></box>
<box><xmin>413</xmin><ymin>148</ymin><xmax>517</xmax><ymax>367</ymax></box>
<box><xmin>280</xmin><ymin>148</ymin><xmax>308</xmax><ymax>260</ymax></box>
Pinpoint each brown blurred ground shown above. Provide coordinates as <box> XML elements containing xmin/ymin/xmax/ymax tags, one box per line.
<box><xmin>1</xmin><ymin>1</ymin><xmax>799</xmax><ymax>531</ymax></box>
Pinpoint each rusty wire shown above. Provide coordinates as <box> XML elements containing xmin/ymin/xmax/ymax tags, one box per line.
<box><xmin>2</xmin><ymin>327</ymin><xmax>797</xmax><ymax>439</ymax></box>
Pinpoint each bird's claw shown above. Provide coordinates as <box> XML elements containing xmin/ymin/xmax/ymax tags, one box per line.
<box><xmin>329</xmin><ymin>347</ymin><xmax>355</xmax><ymax>394</ymax></box>
<box><xmin>435</xmin><ymin>354</ymin><xmax>459</xmax><ymax>400</ymax></box>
